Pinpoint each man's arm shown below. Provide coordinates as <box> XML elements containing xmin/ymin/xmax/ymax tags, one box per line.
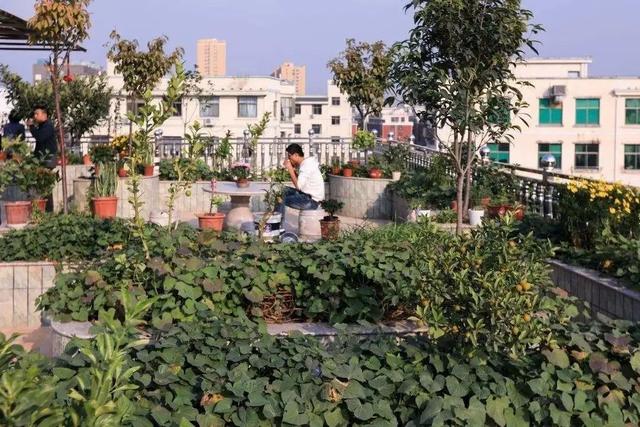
<box><xmin>284</xmin><ymin>159</ymin><xmax>299</xmax><ymax>189</ymax></box>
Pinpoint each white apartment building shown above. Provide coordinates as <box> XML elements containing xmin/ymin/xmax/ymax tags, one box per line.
<box><xmin>292</xmin><ymin>82</ymin><xmax>352</xmax><ymax>141</ymax></box>
<box><xmin>98</xmin><ymin>63</ymin><xmax>349</xmax><ymax>142</ymax></box>
<box><xmin>486</xmin><ymin>58</ymin><xmax>640</xmax><ymax>186</ymax></box>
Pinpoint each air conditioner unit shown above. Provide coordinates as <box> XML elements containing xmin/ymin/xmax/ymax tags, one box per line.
<box><xmin>202</xmin><ymin>118</ymin><xmax>214</xmax><ymax>127</ymax></box>
<box><xmin>550</xmin><ymin>85</ymin><xmax>566</xmax><ymax>103</ymax></box>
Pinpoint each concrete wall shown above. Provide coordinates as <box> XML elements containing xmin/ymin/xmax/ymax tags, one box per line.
<box><xmin>0</xmin><ymin>262</ymin><xmax>56</xmax><ymax>328</ymax></box>
<box><xmin>329</xmin><ymin>175</ymin><xmax>393</xmax><ymax>220</ymax></box>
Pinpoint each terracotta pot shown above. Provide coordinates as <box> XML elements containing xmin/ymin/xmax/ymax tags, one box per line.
<box><xmin>143</xmin><ymin>165</ymin><xmax>155</xmax><ymax>177</ymax></box>
<box><xmin>320</xmin><ymin>218</ymin><xmax>340</xmax><ymax>240</ymax></box>
<box><xmin>197</xmin><ymin>212</ymin><xmax>225</xmax><ymax>231</ymax></box>
<box><xmin>118</xmin><ymin>168</ymin><xmax>128</xmax><ymax>178</ymax></box>
<box><xmin>82</xmin><ymin>154</ymin><xmax>92</xmax><ymax>165</ymax></box>
<box><xmin>486</xmin><ymin>204</ymin><xmax>524</xmax><ymax>220</ymax></box>
<box><xmin>450</xmin><ymin>200</ymin><xmax>458</xmax><ymax>212</ymax></box>
<box><xmin>0</xmin><ymin>151</ymin><xmax>6</xmax><ymax>161</ymax></box>
<box><xmin>342</xmin><ymin>168</ymin><xmax>353</xmax><ymax>177</ymax></box>
<box><xmin>331</xmin><ymin>166</ymin><xmax>341</xmax><ymax>175</ymax></box>
<box><xmin>32</xmin><ymin>199</ymin><xmax>47</xmax><ymax>214</ymax></box>
<box><xmin>92</xmin><ymin>197</ymin><xmax>118</xmax><ymax>219</ymax></box>
<box><xmin>5</xmin><ymin>201</ymin><xmax>31</xmax><ymax>225</ymax></box>
<box><xmin>368</xmin><ymin>168</ymin><xmax>383</xmax><ymax>179</ymax></box>
<box><xmin>236</xmin><ymin>179</ymin><xmax>250</xmax><ymax>188</ymax></box>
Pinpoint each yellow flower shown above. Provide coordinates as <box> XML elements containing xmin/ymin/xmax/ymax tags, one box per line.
<box><xmin>609</xmin><ymin>207</ymin><xmax>617</xmax><ymax>214</ymax></box>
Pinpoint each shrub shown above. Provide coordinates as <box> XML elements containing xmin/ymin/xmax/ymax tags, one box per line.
<box><xmin>388</xmin><ymin>156</ymin><xmax>455</xmax><ymax>209</ymax></box>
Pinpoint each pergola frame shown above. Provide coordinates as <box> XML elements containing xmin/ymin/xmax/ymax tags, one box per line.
<box><xmin>0</xmin><ymin>9</ymin><xmax>85</xmax><ymax>52</ymax></box>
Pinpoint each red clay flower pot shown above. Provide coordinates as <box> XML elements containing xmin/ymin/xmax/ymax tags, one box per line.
<box><xmin>5</xmin><ymin>201</ymin><xmax>31</xmax><ymax>225</ymax></box>
<box><xmin>143</xmin><ymin>165</ymin><xmax>155</xmax><ymax>177</ymax></box>
<box><xmin>320</xmin><ymin>218</ymin><xmax>340</xmax><ymax>240</ymax></box>
<box><xmin>118</xmin><ymin>168</ymin><xmax>128</xmax><ymax>178</ymax></box>
<box><xmin>331</xmin><ymin>166</ymin><xmax>342</xmax><ymax>175</ymax></box>
<box><xmin>92</xmin><ymin>197</ymin><xmax>118</xmax><ymax>219</ymax></box>
<box><xmin>82</xmin><ymin>154</ymin><xmax>92</xmax><ymax>165</ymax></box>
<box><xmin>236</xmin><ymin>179</ymin><xmax>250</xmax><ymax>188</ymax></box>
<box><xmin>0</xmin><ymin>151</ymin><xmax>6</xmax><ymax>161</ymax></box>
<box><xmin>342</xmin><ymin>168</ymin><xmax>353</xmax><ymax>177</ymax></box>
<box><xmin>450</xmin><ymin>201</ymin><xmax>458</xmax><ymax>212</ymax></box>
<box><xmin>32</xmin><ymin>199</ymin><xmax>47</xmax><ymax>214</ymax></box>
<box><xmin>197</xmin><ymin>212</ymin><xmax>225</xmax><ymax>231</ymax></box>
<box><xmin>368</xmin><ymin>168</ymin><xmax>383</xmax><ymax>179</ymax></box>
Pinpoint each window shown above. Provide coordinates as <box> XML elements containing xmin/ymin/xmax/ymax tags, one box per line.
<box><xmin>391</xmin><ymin>117</ymin><xmax>400</xmax><ymax>123</ymax></box>
<box><xmin>624</xmin><ymin>144</ymin><xmax>640</xmax><ymax>170</ymax></box>
<box><xmin>576</xmin><ymin>98</ymin><xmax>600</xmax><ymax>126</ymax></box>
<box><xmin>575</xmin><ymin>143</ymin><xmax>599</xmax><ymax>169</ymax></box>
<box><xmin>172</xmin><ymin>100</ymin><xmax>183</xmax><ymax>117</ymax></box>
<box><xmin>331</xmin><ymin>97</ymin><xmax>340</xmax><ymax>106</ymax></box>
<box><xmin>538</xmin><ymin>143</ymin><xmax>562</xmax><ymax>169</ymax></box>
<box><xmin>568</xmin><ymin>71</ymin><xmax>581</xmax><ymax>78</ymax></box>
<box><xmin>311</xmin><ymin>124</ymin><xmax>322</xmax><ymax>135</ymax></box>
<box><xmin>294</xmin><ymin>124</ymin><xmax>301</xmax><ymax>135</ymax></box>
<box><xmin>487</xmin><ymin>142</ymin><xmax>510</xmax><ymax>163</ymax></box>
<box><xmin>295</xmin><ymin>104</ymin><xmax>301</xmax><ymax>115</ymax></box>
<box><xmin>238</xmin><ymin>96</ymin><xmax>258</xmax><ymax>118</ymax></box>
<box><xmin>539</xmin><ymin>98</ymin><xmax>563</xmax><ymax>125</ymax></box>
<box><xmin>280</xmin><ymin>97</ymin><xmax>293</xmax><ymax>123</ymax></box>
<box><xmin>401</xmin><ymin>117</ymin><xmax>406</xmax><ymax>123</ymax></box>
<box><xmin>312</xmin><ymin>104</ymin><xmax>323</xmax><ymax>115</ymax></box>
<box><xmin>625</xmin><ymin>99</ymin><xmax>640</xmax><ymax>125</ymax></box>
<box><xmin>331</xmin><ymin>116</ymin><xmax>340</xmax><ymax>125</ymax></box>
<box><xmin>331</xmin><ymin>137</ymin><xmax>341</xmax><ymax>143</ymax></box>
<box><xmin>126</xmin><ymin>100</ymin><xmax>145</xmax><ymax>114</ymax></box>
<box><xmin>200</xmin><ymin>97</ymin><xmax>219</xmax><ymax>117</ymax></box>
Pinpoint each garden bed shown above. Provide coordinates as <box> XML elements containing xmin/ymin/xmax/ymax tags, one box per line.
<box><xmin>329</xmin><ymin>174</ymin><xmax>393</xmax><ymax>220</ymax></box>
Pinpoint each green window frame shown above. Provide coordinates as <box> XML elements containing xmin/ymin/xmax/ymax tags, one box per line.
<box><xmin>624</xmin><ymin>144</ymin><xmax>640</xmax><ymax>170</ymax></box>
<box><xmin>575</xmin><ymin>98</ymin><xmax>600</xmax><ymax>126</ymax></box>
<box><xmin>575</xmin><ymin>143</ymin><xmax>599</xmax><ymax>169</ymax></box>
<box><xmin>487</xmin><ymin>142</ymin><xmax>510</xmax><ymax>164</ymax></box>
<box><xmin>625</xmin><ymin>99</ymin><xmax>640</xmax><ymax>125</ymax></box>
<box><xmin>538</xmin><ymin>143</ymin><xmax>562</xmax><ymax>169</ymax></box>
<box><xmin>539</xmin><ymin>98</ymin><xmax>563</xmax><ymax>125</ymax></box>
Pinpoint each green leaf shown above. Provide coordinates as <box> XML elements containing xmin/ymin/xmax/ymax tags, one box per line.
<box><xmin>354</xmin><ymin>402</ymin><xmax>374</xmax><ymax>421</ymax></box>
<box><xmin>420</xmin><ymin>396</ymin><xmax>443</xmax><ymax>423</ymax></box>
<box><xmin>630</xmin><ymin>352</ymin><xmax>640</xmax><ymax>373</ymax></box>
<box><xmin>243</xmin><ymin>287</ymin><xmax>264</xmax><ymax>303</ymax></box>
<box><xmin>324</xmin><ymin>408</ymin><xmax>346</xmax><ymax>427</ymax></box>
<box><xmin>446</xmin><ymin>376</ymin><xmax>468</xmax><ymax>398</ymax></box>
<box><xmin>542</xmin><ymin>348</ymin><xmax>570</xmax><ymax>369</ymax></box>
<box><xmin>486</xmin><ymin>397</ymin><xmax>509</xmax><ymax>427</ymax></box>
<box><xmin>342</xmin><ymin>381</ymin><xmax>367</xmax><ymax>399</ymax></box>
<box><xmin>52</xmin><ymin>367</ymin><xmax>76</xmax><ymax>380</ymax></box>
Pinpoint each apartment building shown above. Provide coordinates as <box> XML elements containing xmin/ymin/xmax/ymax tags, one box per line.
<box><xmin>99</xmin><ymin>64</ymin><xmax>351</xmax><ymax>141</ymax></box>
<box><xmin>291</xmin><ymin>82</ymin><xmax>352</xmax><ymax>140</ymax></box>
<box><xmin>271</xmin><ymin>62</ymin><xmax>306</xmax><ymax>95</ymax></box>
<box><xmin>359</xmin><ymin>106</ymin><xmax>416</xmax><ymax>141</ymax></box>
<box><xmin>440</xmin><ymin>58</ymin><xmax>640</xmax><ymax>186</ymax></box>
<box><xmin>196</xmin><ymin>39</ymin><xmax>227</xmax><ymax>77</ymax></box>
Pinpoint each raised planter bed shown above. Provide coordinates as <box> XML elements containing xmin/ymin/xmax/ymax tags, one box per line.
<box><xmin>548</xmin><ymin>259</ymin><xmax>640</xmax><ymax>321</ymax></box>
<box><xmin>0</xmin><ymin>262</ymin><xmax>57</xmax><ymax>328</ymax></box>
<box><xmin>329</xmin><ymin>174</ymin><xmax>393</xmax><ymax>220</ymax></box>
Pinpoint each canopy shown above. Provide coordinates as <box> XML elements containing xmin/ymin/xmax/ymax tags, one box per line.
<box><xmin>0</xmin><ymin>9</ymin><xmax>85</xmax><ymax>52</ymax></box>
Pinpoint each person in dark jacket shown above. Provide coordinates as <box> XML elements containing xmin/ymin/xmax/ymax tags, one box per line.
<box><xmin>27</xmin><ymin>105</ymin><xmax>57</xmax><ymax>162</ymax></box>
<box><xmin>2</xmin><ymin>110</ymin><xmax>26</xmax><ymax>142</ymax></box>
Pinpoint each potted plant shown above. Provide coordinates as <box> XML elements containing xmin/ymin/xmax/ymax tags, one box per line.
<box><xmin>117</xmin><ymin>159</ymin><xmax>129</xmax><ymax>178</ymax></box>
<box><xmin>351</xmin><ymin>130</ymin><xmax>376</xmax><ymax>164</ymax></box>
<box><xmin>468</xmin><ymin>192</ymin><xmax>486</xmax><ymax>227</ymax></box>
<box><xmin>143</xmin><ymin>147</ymin><xmax>155</xmax><ymax>177</ymax></box>
<box><xmin>110</xmin><ymin>135</ymin><xmax>130</xmax><ymax>159</ymax></box>
<box><xmin>27</xmin><ymin>166</ymin><xmax>59</xmax><ymax>214</ymax></box>
<box><xmin>407</xmin><ymin>199</ymin><xmax>432</xmax><ymax>222</ymax></box>
<box><xmin>367</xmin><ymin>155</ymin><xmax>383</xmax><ymax>179</ymax></box>
<box><xmin>92</xmin><ymin>162</ymin><xmax>118</xmax><ymax>219</ymax></box>
<box><xmin>197</xmin><ymin>182</ymin><xmax>225</xmax><ymax>231</ymax></box>
<box><xmin>487</xmin><ymin>193</ymin><xmax>524</xmax><ymax>221</ymax></box>
<box><xmin>0</xmin><ymin>147</ymin><xmax>38</xmax><ymax>225</ymax></box>
<box><xmin>89</xmin><ymin>144</ymin><xmax>115</xmax><ymax>176</ymax></box>
<box><xmin>342</xmin><ymin>163</ymin><xmax>353</xmax><ymax>177</ymax></box>
<box><xmin>330</xmin><ymin>157</ymin><xmax>341</xmax><ymax>176</ymax></box>
<box><xmin>231</xmin><ymin>164</ymin><xmax>252</xmax><ymax>188</ymax></box>
<box><xmin>383</xmin><ymin>144</ymin><xmax>410</xmax><ymax>181</ymax></box>
<box><xmin>319</xmin><ymin>199</ymin><xmax>344</xmax><ymax>240</ymax></box>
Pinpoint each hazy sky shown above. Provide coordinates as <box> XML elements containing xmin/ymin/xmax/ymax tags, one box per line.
<box><xmin>2</xmin><ymin>0</ymin><xmax>640</xmax><ymax>94</ymax></box>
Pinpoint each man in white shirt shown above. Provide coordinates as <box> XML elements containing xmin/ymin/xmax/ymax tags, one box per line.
<box><xmin>279</xmin><ymin>143</ymin><xmax>325</xmax><ymax>214</ymax></box>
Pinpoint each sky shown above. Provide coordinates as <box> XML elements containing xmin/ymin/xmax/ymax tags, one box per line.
<box><xmin>2</xmin><ymin>0</ymin><xmax>640</xmax><ymax>94</ymax></box>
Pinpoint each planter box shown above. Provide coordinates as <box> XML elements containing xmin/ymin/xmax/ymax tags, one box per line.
<box><xmin>0</xmin><ymin>262</ymin><xmax>57</xmax><ymax>329</ymax></box>
<box><xmin>329</xmin><ymin>175</ymin><xmax>393</xmax><ymax>220</ymax></box>
<box><xmin>548</xmin><ymin>259</ymin><xmax>640</xmax><ymax>321</ymax></box>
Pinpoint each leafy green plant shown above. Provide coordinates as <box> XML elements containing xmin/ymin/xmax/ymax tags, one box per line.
<box><xmin>94</xmin><ymin>162</ymin><xmax>117</xmax><ymax>197</ymax></box>
<box><xmin>383</xmin><ymin>143</ymin><xmax>410</xmax><ymax>172</ymax></box>
<box><xmin>321</xmin><ymin>199</ymin><xmax>344</xmax><ymax>219</ymax></box>
<box><xmin>213</xmin><ymin>130</ymin><xmax>233</xmax><ymax>171</ymax></box>
<box><xmin>230</xmin><ymin>164</ymin><xmax>252</xmax><ymax>181</ymax></box>
<box><xmin>25</xmin><ymin>165</ymin><xmax>59</xmax><ymax>200</ymax></box>
<box><xmin>352</xmin><ymin>130</ymin><xmax>376</xmax><ymax>152</ymax></box>
<box><xmin>89</xmin><ymin>144</ymin><xmax>115</xmax><ymax>165</ymax></box>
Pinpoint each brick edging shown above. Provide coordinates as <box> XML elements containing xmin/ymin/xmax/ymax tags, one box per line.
<box><xmin>547</xmin><ymin>259</ymin><xmax>640</xmax><ymax>321</ymax></box>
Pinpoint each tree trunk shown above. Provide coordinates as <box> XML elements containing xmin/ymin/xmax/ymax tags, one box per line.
<box><xmin>455</xmin><ymin>171</ymin><xmax>465</xmax><ymax>235</ymax></box>
<box><xmin>51</xmin><ymin>62</ymin><xmax>68</xmax><ymax>214</ymax></box>
<box><xmin>463</xmin><ymin>162</ymin><xmax>473</xmax><ymax>214</ymax></box>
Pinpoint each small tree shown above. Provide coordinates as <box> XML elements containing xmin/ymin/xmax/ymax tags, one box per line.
<box><xmin>328</xmin><ymin>39</ymin><xmax>393</xmax><ymax>130</ymax></box>
<box><xmin>28</xmin><ymin>0</ymin><xmax>92</xmax><ymax>214</ymax></box>
<box><xmin>392</xmin><ymin>0</ymin><xmax>540</xmax><ymax>233</ymax></box>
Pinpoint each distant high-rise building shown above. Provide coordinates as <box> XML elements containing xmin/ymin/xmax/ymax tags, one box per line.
<box><xmin>271</xmin><ymin>62</ymin><xmax>306</xmax><ymax>95</ymax></box>
<box><xmin>196</xmin><ymin>39</ymin><xmax>227</xmax><ymax>77</ymax></box>
<box><xmin>32</xmin><ymin>59</ymin><xmax>102</xmax><ymax>83</ymax></box>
